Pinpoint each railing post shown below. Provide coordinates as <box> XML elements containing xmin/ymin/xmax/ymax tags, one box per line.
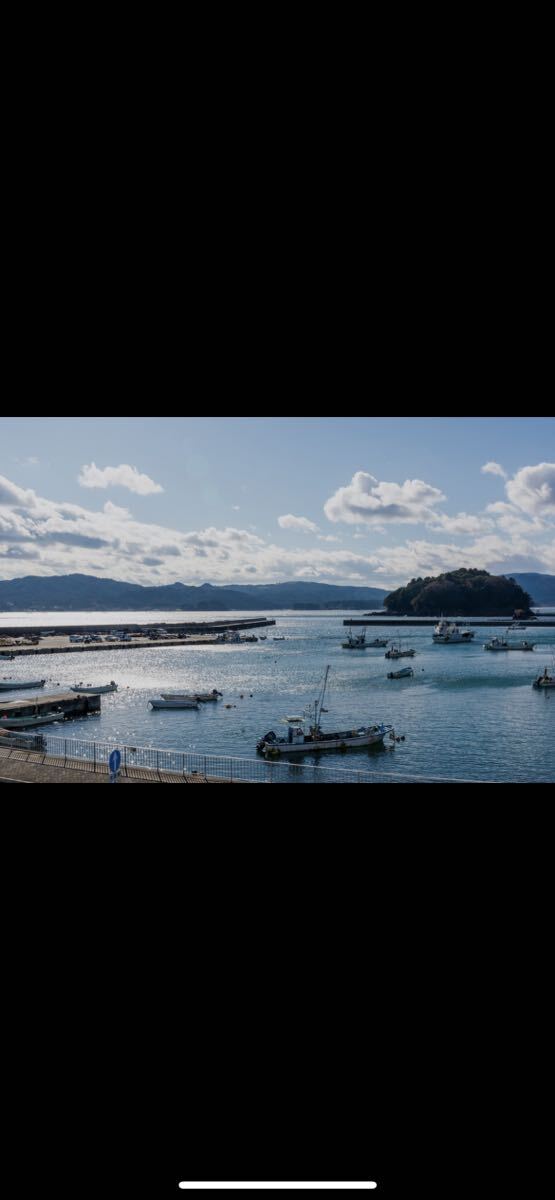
<box><xmin>93</xmin><ymin>742</ymin><xmax>96</xmax><ymax>773</ymax></box>
<box><xmin>64</xmin><ymin>738</ymin><xmax>68</xmax><ymax>762</ymax></box>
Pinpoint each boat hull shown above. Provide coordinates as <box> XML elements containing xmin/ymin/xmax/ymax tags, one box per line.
<box><xmin>0</xmin><ymin>713</ymin><xmax>62</xmax><ymax>728</ymax></box>
<box><xmin>70</xmin><ymin>684</ymin><xmax>117</xmax><ymax>693</ymax></box>
<box><xmin>260</xmin><ymin>728</ymin><xmax>392</xmax><ymax>754</ymax></box>
<box><xmin>0</xmin><ymin>680</ymin><xmax>46</xmax><ymax>690</ymax></box>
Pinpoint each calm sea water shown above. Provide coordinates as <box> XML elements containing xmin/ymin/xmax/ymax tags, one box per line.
<box><xmin>1</xmin><ymin>610</ymin><xmax>554</xmax><ymax>781</ymax></box>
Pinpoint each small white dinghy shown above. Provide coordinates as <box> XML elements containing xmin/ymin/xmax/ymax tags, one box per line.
<box><xmin>71</xmin><ymin>681</ymin><xmax>118</xmax><ymax>694</ymax></box>
<box><xmin>148</xmin><ymin>697</ymin><xmax>199</xmax><ymax>709</ymax></box>
<box><xmin>0</xmin><ymin>679</ymin><xmax>46</xmax><ymax>690</ymax></box>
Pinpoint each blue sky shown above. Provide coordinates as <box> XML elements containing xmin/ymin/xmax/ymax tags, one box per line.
<box><xmin>1</xmin><ymin>417</ymin><xmax>554</xmax><ymax>587</ymax></box>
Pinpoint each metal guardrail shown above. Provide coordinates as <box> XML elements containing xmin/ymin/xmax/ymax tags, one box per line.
<box><xmin>12</xmin><ymin>731</ymin><xmax>493</xmax><ymax>783</ymax></box>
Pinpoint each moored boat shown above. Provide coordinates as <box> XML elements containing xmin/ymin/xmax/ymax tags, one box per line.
<box><xmin>342</xmin><ymin>630</ymin><xmax>367</xmax><ymax>648</ymax></box>
<box><xmin>532</xmin><ymin>667</ymin><xmax>555</xmax><ymax>688</ymax></box>
<box><xmin>433</xmin><ymin>619</ymin><xmax>475</xmax><ymax>643</ymax></box>
<box><xmin>256</xmin><ymin>665</ymin><xmax>394</xmax><ymax>756</ymax></box>
<box><xmin>485</xmin><ymin>638</ymin><xmax>535</xmax><ymax>651</ymax></box>
<box><xmin>385</xmin><ymin>643</ymin><xmax>416</xmax><ymax>659</ymax></box>
<box><xmin>0</xmin><ymin>679</ymin><xmax>46</xmax><ymax>690</ymax></box>
<box><xmin>70</xmin><ymin>681</ymin><xmax>118</xmax><ymax>693</ymax></box>
<box><xmin>0</xmin><ymin>709</ymin><xmax>64</xmax><ymax>728</ymax></box>
<box><xmin>387</xmin><ymin>667</ymin><xmax>414</xmax><ymax>679</ymax></box>
<box><xmin>148</xmin><ymin>697</ymin><xmax>199</xmax><ymax>709</ymax></box>
<box><xmin>159</xmin><ymin>689</ymin><xmax>222</xmax><ymax>702</ymax></box>
<box><xmin>368</xmin><ymin>637</ymin><xmax>389</xmax><ymax>647</ymax></box>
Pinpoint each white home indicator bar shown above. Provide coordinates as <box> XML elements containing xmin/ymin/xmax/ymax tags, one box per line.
<box><xmin>178</xmin><ymin>1186</ymin><xmax>377</xmax><ymax>1191</ymax></box>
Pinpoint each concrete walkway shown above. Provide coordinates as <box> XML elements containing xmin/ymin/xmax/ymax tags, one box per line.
<box><xmin>0</xmin><ymin>745</ymin><xmax>228</xmax><ymax>784</ymax></box>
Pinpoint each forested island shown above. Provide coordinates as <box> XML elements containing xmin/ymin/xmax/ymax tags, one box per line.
<box><xmin>384</xmin><ymin>569</ymin><xmax>533</xmax><ymax>616</ymax></box>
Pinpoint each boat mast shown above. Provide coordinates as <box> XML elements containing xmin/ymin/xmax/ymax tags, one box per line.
<box><xmin>314</xmin><ymin>665</ymin><xmax>330</xmax><ymax>731</ymax></box>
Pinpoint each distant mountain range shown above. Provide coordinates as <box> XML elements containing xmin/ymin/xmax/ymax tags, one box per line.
<box><xmin>1</xmin><ymin>571</ymin><xmax>553</xmax><ymax>612</ymax></box>
<box><xmin>0</xmin><ymin>574</ymin><xmax>390</xmax><ymax>611</ymax></box>
<box><xmin>509</xmin><ymin>573</ymin><xmax>555</xmax><ymax>606</ymax></box>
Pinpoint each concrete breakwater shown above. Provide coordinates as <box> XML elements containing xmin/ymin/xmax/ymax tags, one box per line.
<box><xmin>344</xmin><ymin>617</ymin><xmax>555</xmax><ymax>627</ymax></box>
<box><xmin>0</xmin><ymin>617</ymin><xmax>275</xmax><ymax>636</ymax></box>
<box><xmin>0</xmin><ymin>617</ymin><xmax>276</xmax><ymax>657</ymax></box>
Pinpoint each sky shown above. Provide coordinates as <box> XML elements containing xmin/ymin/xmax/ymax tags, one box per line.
<box><xmin>1</xmin><ymin>416</ymin><xmax>554</xmax><ymax>590</ymax></box>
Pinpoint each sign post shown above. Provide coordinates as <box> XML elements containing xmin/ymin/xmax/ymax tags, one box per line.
<box><xmin>109</xmin><ymin>748</ymin><xmax>121</xmax><ymax>783</ymax></box>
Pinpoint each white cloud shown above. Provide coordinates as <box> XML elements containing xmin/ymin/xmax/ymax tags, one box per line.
<box><xmin>103</xmin><ymin>501</ymin><xmax>131</xmax><ymax>519</ymax></box>
<box><xmin>232</xmin><ymin>505</ymin><xmax>240</xmax><ymax>511</ymax></box>
<box><xmin>481</xmin><ymin>461</ymin><xmax>507</xmax><ymax>478</ymax></box>
<box><xmin>78</xmin><ymin>462</ymin><xmax>163</xmax><ymax>494</ymax></box>
<box><xmin>278</xmin><ymin>514</ymin><xmax>319</xmax><ymax>534</ymax></box>
<box><xmin>317</xmin><ymin>534</ymin><xmax>341</xmax><ymax>542</ymax></box>
<box><xmin>428</xmin><ymin>512</ymin><xmax>494</xmax><ymax>535</ymax></box>
<box><xmin>506</xmin><ymin>462</ymin><xmax>555</xmax><ymax>517</ymax></box>
<box><xmin>0</xmin><ymin>475</ymin><xmax>37</xmax><ymax>507</ymax></box>
<box><xmin>324</xmin><ymin>471</ymin><xmax>445</xmax><ymax>526</ymax></box>
<box><xmin>1</xmin><ymin>469</ymin><xmax>554</xmax><ymax>590</ymax></box>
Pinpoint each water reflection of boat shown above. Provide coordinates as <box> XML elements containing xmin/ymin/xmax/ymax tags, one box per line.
<box><xmin>256</xmin><ymin>665</ymin><xmax>393</xmax><ymax>755</ymax></box>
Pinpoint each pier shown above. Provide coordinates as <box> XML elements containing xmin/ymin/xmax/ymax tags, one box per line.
<box><xmin>343</xmin><ymin>617</ymin><xmax>555</xmax><ymax>627</ymax></box>
<box><xmin>0</xmin><ymin>617</ymin><xmax>276</xmax><ymax>658</ymax></box>
<box><xmin>0</xmin><ymin>691</ymin><xmax>101</xmax><ymax>720</ymax></box>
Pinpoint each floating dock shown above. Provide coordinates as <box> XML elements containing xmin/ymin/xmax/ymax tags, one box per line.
<box><xmin>0</xmin><ymin>691</ymin><xmax>101</xmax><ymax>720</ymax></box>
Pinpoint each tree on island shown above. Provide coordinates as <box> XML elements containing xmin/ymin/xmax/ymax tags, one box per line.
<box><xmin>384</xmin><ymin>568</ymin><xmax>533</xmax><ymax>616</ymax></box>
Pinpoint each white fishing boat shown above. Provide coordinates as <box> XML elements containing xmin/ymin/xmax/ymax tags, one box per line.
<box><xmin>385</xmin><ymin>643</ymin><xmax>416</xmax><ymax>659</ymax></box>
<box><xmin>70</xmin><ymin>681</ymin><xmax>118</xmax><ymax>694</ymax></box>
<box><xmin>148</xmin><ymin>697</ymin><xmax>199</xmax><ymax>709</ymax></box>
<box><xmin>532</xmin><ymin>667</ymin><xmax>555</xmax><ymax>688</ymax></box>
<box><xmin>256</xmin><ymin>665</ymin><xmax>394</xmax><ymax>756</ymax></box>
<box><xmin>342</xmin><ymin>629</ymin><xmax>367</xmax><ymax>648</ymax></box>
<box><xmin>368</xmin><ymin>637</ymin><xmax>389</xmax><ymax>647</ymax></box>
<box><xmin>0</xmin><ymin>678</ymin><xmax>46</xmax><ymax>690</ymax></box>
<box><xmin>387</xmin><ymin>667</ymin><xmax>414</xmax><ymax>679</ymax></box>
<box><xmin>272</xmin><ymin>636</ymin><xmax>286</xmax><ymax>641</ymax></box>
<box><xmin>433</xmin><ymin>619</ymin><xmax>475</xmax><ymax>643</ymax></box>
<box><xmin>0</xmin><ymin>709</ymin><xmax>64</xmax><ymax>729</ymax></box>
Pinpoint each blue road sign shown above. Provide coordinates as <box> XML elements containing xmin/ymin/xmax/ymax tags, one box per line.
<box><xmin>109</xmin><ymin>749</ymin><xmax>121</xmax><ymax>774</ymax></box>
